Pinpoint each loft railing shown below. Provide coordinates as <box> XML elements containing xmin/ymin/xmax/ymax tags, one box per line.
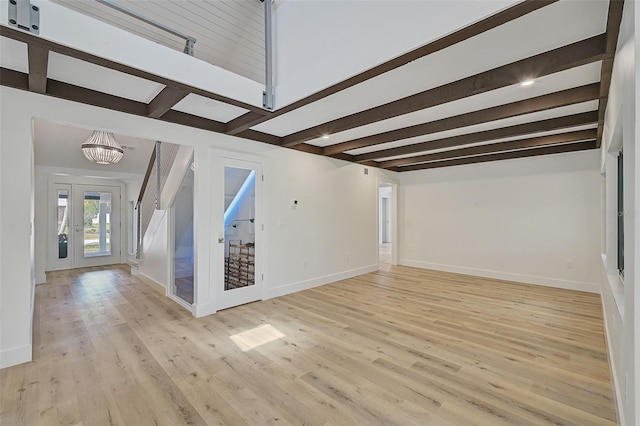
<box><xmin>136</xmin><ymin>141</ymin><xmax>180</xmax><ymax>258</ymax></box>
<box><xmin>95</xmin><ymin>0</ymin><xmax>196</xmax><ymax>55</ymax></box>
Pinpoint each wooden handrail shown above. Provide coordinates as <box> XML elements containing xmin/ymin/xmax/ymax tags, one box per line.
<box><xmin>137</xmin><ymin>146</ymin><xmax>157</xmax><ymax>204</ymax></box>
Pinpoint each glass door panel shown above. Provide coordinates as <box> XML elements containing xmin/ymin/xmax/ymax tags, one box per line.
<box><xmin>172</xmin><ymin>166</ymin><xmax>194</xmax><ymax>305</ymax></box>
<box><xmin>57</xmin><ymin>189</ymin><xmax>70</xmax><ymax>259</ymax></box>
<box><xmin>73</xmin><ymin>185</ymin><xmax>120</xmax><ymax>268</ymax></box>
<box><xmin>224</xmin><ymin>167</ymin><xmax>256</xmax><ymax>292</ymax></box>
<box><xmin>83</xmin><ymin>191</ymin><xmax>112</xmax><ymax>257</ymax></box>
<box><xmin>212</xmin><ymin>156</ymin><xmax>262</xmax><ymax>311</ymax></box>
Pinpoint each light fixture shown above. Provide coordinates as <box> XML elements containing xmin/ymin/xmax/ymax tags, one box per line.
<box><xmin>322</xmin><ymin>134</ymin><xmax>330</xmax><ymax>140</ymax></box>
<box><xmin>520</xmin><ymin>79</ymin><xmax>535</xmax><ymax>87</ymax></box>
<box><xmin>81</xmin><ymin>131</ymin><xmax>124</xmax><ymax>164</ymax></box>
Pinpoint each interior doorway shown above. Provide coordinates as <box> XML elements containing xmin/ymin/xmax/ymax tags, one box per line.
<box><xmin>211</xmin><ymin>154</ymin><xmax>264</xmax><ymax>311</ymax></box>
<box><xmin>51</xmin><ymin>182</ymin><xmax>122</xmax><ymax>270</ymax></box>
<box><xmin>378</xmin><ymin>182</ymin><xmax>396</xmax><ymax>270</ymax></box>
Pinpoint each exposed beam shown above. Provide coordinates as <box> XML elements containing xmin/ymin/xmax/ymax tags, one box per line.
<box><xmin>394</xmin><ymin>141</ymin><xmax>597</xmax><ymax>172</ymax></box>
<box><xmin>596</xmin><ymin>0</ymin><xmax>625</xmax><ymax>147</ymax></box>
<box><xmin>226</xmin><ymin>111</ymin><xmax>269</xmax><ymax>135</ymax></box>
<box><xmin>283</xmin><ymin>34</ymin><xmax>607</xmax><ymax>148</ymax></box>
<box><xmin>27</xmin><ymin>45</ymin><xmax>48</xmax><ymax>94</ymax></box>
<box><xmin>377</xmin><ymin>129</ymin><xmax>597</xmax><ymax>169</ymax></box>
<box><xmin>1</xmin><ymin>68</ymin><xmax>323</xmax><ymax>156</ymax></box>
<box><xmin>0</xmin><ymin>25</ymin><xmax>265</xmax><ymax>114</ymax></box>
<box><xmin>354</xmin><ymin>111</ymin><xmax>598</xmax><ymax>162</ymax></box>
<box><xmin>147</xmin><ymin>86</ymin><xmax>188</xmax><ymax>118</ymax></box>
<box><xmin>226</xmin><ymin>0</ymin><xmax>558</xmax><ymax>134</ymax></box>
<box><xmin>323</xmin><ymin>84</ymin><xmax>600</xmax><ymax>155</ymax></box>
<box><xmin>1</xmin><ymin>67</ymin><xmax>29</xmax><ymax>90</ymax></box>
<box><xmin>47</xmin><ymin>78</ymin><xmax>148</xmax><ymax>116</ymax></box>
<box><xmin>161</xmin><ymin>110</ymin><xmax>226</xmax><ymax>133</ymax></box>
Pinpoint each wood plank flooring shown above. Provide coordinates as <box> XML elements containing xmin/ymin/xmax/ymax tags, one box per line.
<box><xmin>0</xmin><ymin>265</ymin><xmax>616</xmax><ymax>425</ymax></box>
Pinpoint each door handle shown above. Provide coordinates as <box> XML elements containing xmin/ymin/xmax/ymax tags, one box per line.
<box><xmin>218</xmin><ymin>233</ymin><xmax>225</xmax><ymax>244</ymax></box>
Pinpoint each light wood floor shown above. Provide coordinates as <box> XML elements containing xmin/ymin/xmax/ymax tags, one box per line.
<box><xmin>1</xmin><ymin>265</ymin><xmax>616</xmax><ymax>425</ymax></box>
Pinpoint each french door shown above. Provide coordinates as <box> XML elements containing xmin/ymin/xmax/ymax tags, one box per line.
<box><xmin>211</xmin><ymin>155</ymin><xmax>263</xmax><ymax>310</ymax></box>
<box><xmin>72</xmin><ymin>185</ymin><xmax>121</xmax><ymax>268</ymax></box>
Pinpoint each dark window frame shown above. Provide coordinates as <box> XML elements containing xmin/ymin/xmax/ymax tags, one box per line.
<box><xmin>617</xmin><ymin>151</ymin><xmax>624</xmax><ymax>276</ymax></box>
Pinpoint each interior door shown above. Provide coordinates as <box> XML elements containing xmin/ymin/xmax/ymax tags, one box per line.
<box><xmin>73</xmin><ymin>185</ymin><xmax>121</xmax><ymax>268</ymax></box>
<box><xmin>212</xmin><ymin>156</ymin><xmax>263</xmax><ymax>310</ymax></box>
<box><xmin>381</xmin><ymin>197</ymin><xmax>390</xmax><ymax>243</ymax></box>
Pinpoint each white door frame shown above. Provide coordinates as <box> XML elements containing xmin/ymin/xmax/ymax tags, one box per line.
<box><xmin>72</xmin><ymin>184</ymin><xmax>122</xmax><ymax>269</ymax></box>
<box><xmin>209</xmin><ymin>150</ymin><xmax>265</xmax><ymax>311</ymax></box>
<box><xmin>46</xmin><ymin>175</ymin><xmax>126</xmax><ymax>271</ymax></box>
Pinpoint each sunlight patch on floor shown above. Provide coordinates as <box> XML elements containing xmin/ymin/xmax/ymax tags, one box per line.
<box><xmin>230</xmin><ymin>324</ymin><xmax>285</xmax><ymax>352</ymax></box>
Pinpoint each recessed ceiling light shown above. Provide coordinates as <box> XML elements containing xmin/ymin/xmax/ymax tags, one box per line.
<box><xmin>520</xmin><ymin>79</ymin><xmax>535</xmax><ymax>87</ymax></box>
<box><xmin>322</xmin><ymin>134</ymin><xmax>330</xmax><ymax>139</ymax></box>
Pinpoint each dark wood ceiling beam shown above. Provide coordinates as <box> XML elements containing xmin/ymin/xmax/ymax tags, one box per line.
<box><xmin>354</xmin><ymin>111</ymin><xmax>598</xmax><ymax>163</ymax></box>
<box><xmin>323</xmin><ymin>83</ymin><xmax>600</xmax><ymax>155</ymax></box>
<box><xmin>226</xmin><ymin>111</ymin><xmax>270</xmax><ymax>135</ymax></box>
<box><xmin>27</xmin><ymin>45</ymin><xmax>48</xmax><ymax>94</ymax></box>
<box><xmin>377</xmin><ymin>129</ymin><xmax>596</xmax><ymax>169</ymax></box>
<box><xmin>226</xmin><ymin>0</ymin><xmax>558</xmax><ymax>133</ymax></box>
<box><xmin>0</xmin><ymin>68</ymin><xmax>326</xmax><ymax>155</ymax></box>
<box><xmin>394</xmin><ymin>141</ymin><xmax>597</xmax><ymax>172</ymax></box>
<box><xmin>147</xmin><ymin>86</ymin><xmax>188</xmax><ymax>119</ymax></box>
<box><xmin>161</xmin><ymin>110</ymin><xmax>226</xmax><ymax>133</ymax></box>
<box><xmin>283</xmin><ymin>34</ymin><xmax>607</xmax><ymax>148</ymax></box>
<box><xmin>596</xmin><ymin>0</ymin><xmax>625</xmax><ymax>147</ymax></box>
<box><xmin>0</xmin><ymin>67</ymin><xmax>29</xmax><ymax>90</ymax></box>
<box><xmin>47</xmin><ymin>79</ymin><xmax>149</xmax><ymax>116</ymax></box>
<box><xmin>0</xmin><ymin>25</ymin><xmax>266</xmax><ymax>114</ymax></box>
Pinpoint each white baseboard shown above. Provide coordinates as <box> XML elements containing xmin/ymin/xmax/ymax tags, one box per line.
<box><xmin>266</xmin><ymin>264</ymin><xmax>379</xmax><ymax>300</ymax></box>
<box><xmin>36</xmin><ymin>272</ymin><xmax>46</xmax><ymax>285</ymax></box>
<box><xmin>0</xmin><ymin>344</ymin><xmax>32</xmax><ymax>369</ymax></box>
<box><xmin>399</xmin><ymin>259</ymin><xmax>601</xmax><ymax>294</ymax></box>
<box><xmin>193</xmin><ymin>302</ymin><xmax>216</xmax><ymax>318</ymax></box>
<box><xmin>131</xmin><ymin>269</ymin><xmax>166</xmax><ymax>295</ymax></box>
<box><xmin>600</xmin><ymin>291</ymin><xmax>626</xmax><ymax>426</ymax></box>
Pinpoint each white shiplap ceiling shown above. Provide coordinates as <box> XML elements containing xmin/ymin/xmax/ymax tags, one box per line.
<box><xmin>52</xmin><ymin>0</ymin><xmax>266</xmax><ymax>83</ymax></box>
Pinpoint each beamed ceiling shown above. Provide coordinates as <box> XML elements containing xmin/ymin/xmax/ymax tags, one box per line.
<box><xmin>0</xmin><ymin>0</ymin><xmax>625</xmax><ymax>172</ymax></box>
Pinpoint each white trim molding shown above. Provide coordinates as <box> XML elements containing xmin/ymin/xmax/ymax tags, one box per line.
<box><xmin>267</xmin><ymin>264</ymin><xmax>379</xmax><ymax>300</ymax></box>
<box><xmin>400</xmin><ymin>260</ymin><xmax>601</xmax><ymax>294</ymax></box>
<box><xmin>0</xmin><ymin>344</ymin><xmax>32</xmax><ymax>369</ymax></box>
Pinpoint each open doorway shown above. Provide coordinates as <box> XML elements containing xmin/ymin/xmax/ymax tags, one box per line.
<box><xmin>378</xmin><ymin>183</ymin><xmax>396</xmax><ymax>270</ymax></box>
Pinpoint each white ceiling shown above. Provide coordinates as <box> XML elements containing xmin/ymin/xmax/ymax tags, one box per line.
<box><xmin>34</xmin><ymin>119</ymin><xmax>156</xmax><ymax>177</ymax></box>
<box><xmin>305</xmin><ymin>61</ymin><xmax>603</xmax><ymax>148</ymax></box>
<box><xmin>2</xmin><ymin>0</ymin><xmax>612</xmax><ymax>172</ymax></box>
<box><xmin>48</xmin><ymin>52</ymin><xmax>166</xmax><ymax>103</ymax></box>
<box><xmin>252</xmin><ymin>0</ymin><xmax>608</xmax><ymax>137</ymax></box>
<box><xmin>172</xmin><ymin>93</ymin><xmax>249</xmax><ymax>123</ymax></box>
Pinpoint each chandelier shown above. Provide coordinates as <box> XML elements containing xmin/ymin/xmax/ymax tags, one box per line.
<box><xmin>81</xmin><ymin>131</ymin><xmax>124</xmax><ymax>165</ymax></box>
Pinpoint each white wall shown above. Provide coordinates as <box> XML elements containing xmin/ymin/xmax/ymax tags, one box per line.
<box><xmin>273</xmin><ymin>0</ymin><xmax>518</xmax><ymax>107</ymax></box>
<box><xmin>599</xmin><ymin>1</ymin><xmax>639</xmax><ymax>424</ymax></box>
<box><xmin>0</xmin><ymin>86</ymin><xmax>397</xmax><ymax>367</ymax></box>
<box><xmin>138</xmin><ymin>209</ymin><xmax>170</xmax><ymax>289</ymax></box>
<box><xmin>399</xmin><ymin>150</ymin><xmax>602</xmax><ymax>294</ymax></box>
<box><xmin>0</xmin><ymin>91</ymin><xmax>34</xmax><ymax>369</ymax></box>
